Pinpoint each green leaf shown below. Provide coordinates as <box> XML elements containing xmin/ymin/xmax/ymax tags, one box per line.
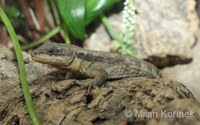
<box><xmin>57</xmin><ymin>0</ymin><xmax>120</xmax><ymax>40</ymax></box>
<box><xmin>85</xmin><ymin>0</ymin><xmax>120</xmax><ymax>25</ymax></box>
<box><xmin>6</xmin><ymin>5</ymin><xmax>21</xmax><ymax>17</ymax></box>
<box><xmin>58</xmin><ymin>0</ymin><xmax>86</xmax><ymax>39</ymax></box>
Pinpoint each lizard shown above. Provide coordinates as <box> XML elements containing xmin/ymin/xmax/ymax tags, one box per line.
<box><xmin>31</xmin><ymin>42</ymin><xmax>162</xmax><ymax>90</ymax></box>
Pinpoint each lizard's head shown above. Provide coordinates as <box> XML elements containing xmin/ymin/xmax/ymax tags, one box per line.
<box><xmin>31</xmin><ymin>42</ymin><xmax>80</xmax><ymax>67</ymax></box>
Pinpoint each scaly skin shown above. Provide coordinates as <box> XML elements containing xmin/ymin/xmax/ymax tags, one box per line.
<box><xmin>31</xmin><ymin>42</ymin><xmax>161</xmax><ymax>87</ymax></box>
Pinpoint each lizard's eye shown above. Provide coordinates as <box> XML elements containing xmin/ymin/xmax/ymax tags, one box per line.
<box><xmin>47</xmin><ymin>47</ymin><xmax>61</xmax><ymax>56</ymax></box>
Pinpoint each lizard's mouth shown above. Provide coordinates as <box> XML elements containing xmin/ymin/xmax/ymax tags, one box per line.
<box><xmin>31</xmin><ymin>53</ymin><xmax>75</xmax><ymax>68</ymax></box>
<box><xmin>32</xmin><ymin>55</ymin><xmax>53</xmax><ymax>64</ymax></box>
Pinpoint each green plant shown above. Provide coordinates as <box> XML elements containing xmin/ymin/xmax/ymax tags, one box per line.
<box><xmin>22</xmin><ymin>25</ymin><xmax>61</xmax><ymax>50</ymax></box>
<box><xmin>100</xmin><ymin>0</ymin><xmax>136</xmax><ymax>56</ymax></box>
<box><xmin>58</xmin><ymin>0</ymin><xmax>136</xmax><ymax>56</ymax></box>
<box><xmin>115</xmin><ymin>0</ymin><xmax>136</xmax><ymax>56</ymax></box>
<box><xmin>58</xmin><ymin>0</ymin><xmax>120</xmax><ymax>39</ymax></box>
<box><xmin>20</xmin><ymin>0</ymin><xmax>120</xmax><ymax>49</ymax></box>
<box><xmin>0</xmin><ymin>7</ymin><xmax>41</xmax><ymax>125</ymax></box>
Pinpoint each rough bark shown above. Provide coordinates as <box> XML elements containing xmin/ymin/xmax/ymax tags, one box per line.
<box><xmin>0</xmin><ymin>46</ymin><xmax>199</xmax><ymax>125</ymax></box>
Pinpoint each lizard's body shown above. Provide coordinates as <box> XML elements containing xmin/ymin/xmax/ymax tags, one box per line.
<box><xmin>32</xmin><ymin>42</ymin><xmax>161</xmax><ymax>87</ymax></box>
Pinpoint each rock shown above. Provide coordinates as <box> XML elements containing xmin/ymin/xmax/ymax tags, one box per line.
<box><xmin>84</xmin><ymin>0</ymin><xmax>199</xmax><ymax>62</ymax></box>
<box><xmin>197</xmin><ymin>0</ymin><xmax>200</xmax><ymax>18</ymax></box>
<box><xmin>135</xmin><ymin>0</ymin><xmax>199</xmax><ymax>59</ymax></box>
<box><xmin>0</xmin><ymin>46</ymin><xmax>57</xmax><ymax>82</ymax></box>
<box><xmin>0</xmin><ymin>70</ymin><xmax>197</xmax><ymax>124</ymax></box>
<box><xmin>162</xmin><ymin>36</ymin><xmax>200</xmax><ymax>102</ymax></box>
<box><xmin>0</xmin><ymin>47</ymin><xmax>199</xmax><ymax>125</ymax></box>
<box><xmin>84</xmin><ymin>24</ymin><xmax>112</xmax><ymax>52</ymax></box>
<box><xmin>146</xmin><ymin>99</ymin><xmax>200</xmax><ymax>125</ymax></box>
<box><xmin>0</xmin><ymin>46</ymin><xmax>18</xmax><ymax>80</ymax></box>
<box><xmin>0</xmin><ymin>46</ymin><xmax>15</xmax><ymax>61</ymax></box>
<box><xmin>0</xmin><ymin>60</ymin><xmax>17</xmax><ymax>80</ymax></box>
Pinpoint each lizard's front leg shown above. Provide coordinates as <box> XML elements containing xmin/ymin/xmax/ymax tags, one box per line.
<box><xmin>84</xmin><ymin>68</ymin><xmax>108</xmax><ymax>94</ymax></box>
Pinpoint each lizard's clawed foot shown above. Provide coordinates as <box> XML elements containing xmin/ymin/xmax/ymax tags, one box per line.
<box><xmin>85</xmin><ymin>82</ymin><xmax>101</xmax><ymax>95</ymax></box>
<box><xmin>86</xmin><ymin>84</ymin><xmax>93</xmax><ymax>95</ymax></box>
